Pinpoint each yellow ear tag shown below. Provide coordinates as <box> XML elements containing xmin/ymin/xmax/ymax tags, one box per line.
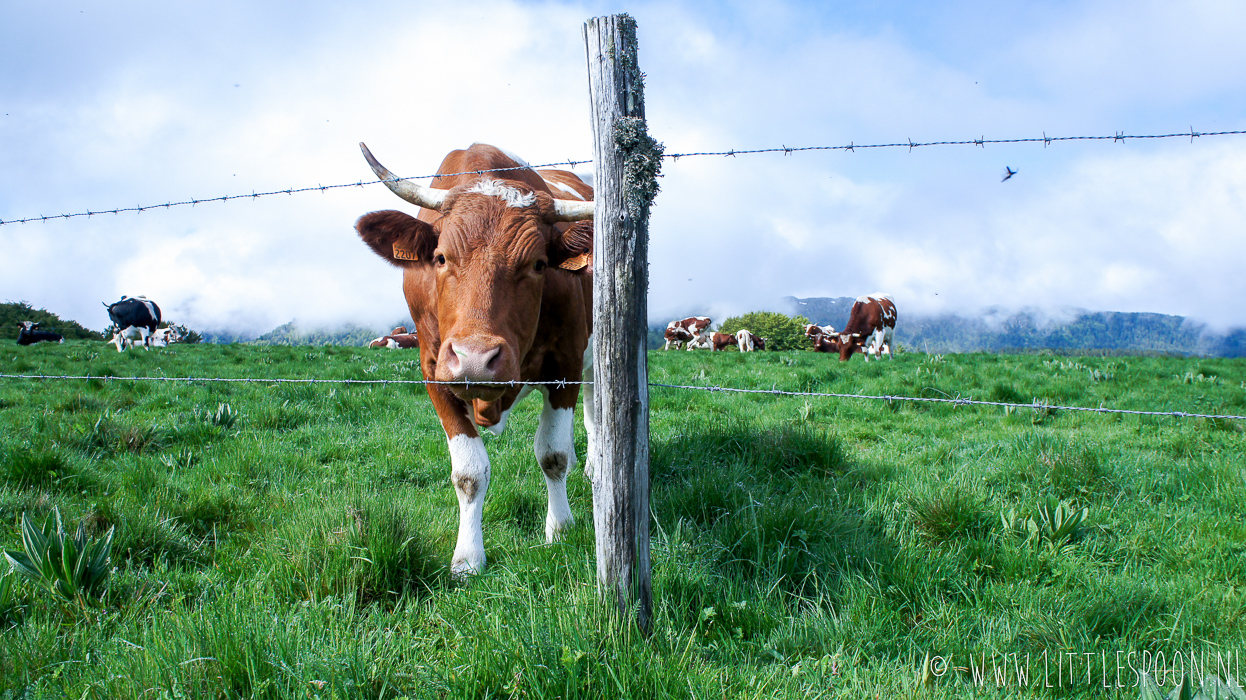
<box><xmin>392</xmin><ymin>243</ymin><xmax>420</xmax><ymax>261</ymax></box>
<box><xmin>558</xmin><ymin>252</ymin><xmax>592</xmax><ymax>271</ymax></box>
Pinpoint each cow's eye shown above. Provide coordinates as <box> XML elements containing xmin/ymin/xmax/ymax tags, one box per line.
<box><xmin>435</xmin><ymin>254</ymin><xmax>447</xmax><ymax>266</ymax></box>
<box><xmin>533</xmin><ymin>260</ymin><xmax>547</xmax><ymax>273</ymax></box>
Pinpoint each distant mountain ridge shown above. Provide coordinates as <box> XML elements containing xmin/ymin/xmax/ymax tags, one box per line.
<box><xmin>244</xmin><ymin>320</ymin><xmax>412</xmax><ymax>347</ymax></box>
<box><xmin>787</xmin><ymin>296</ymin><xmax>1246</xmax><ymax>357</ymax></box>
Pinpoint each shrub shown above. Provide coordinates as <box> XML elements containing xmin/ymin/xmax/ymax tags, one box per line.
<box><xmin>719</xmin><ymin>311</ymin><xmax>812</xmax><ymax>351</ymax></box>
<box><xmin>4</xmin><ymin>508</ymin><xmax>115</xmax><ymax>613</ymax></box>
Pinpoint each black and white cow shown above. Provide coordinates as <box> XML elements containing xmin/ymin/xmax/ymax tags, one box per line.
<box><xmin>17</xmin><ymin>321</ymin><xmax>63</xmax><ymax>346</ymax></box>
<box><xmin>102</xmin><ymin>296</ymin><xmax>162</xmax><ymax>352</ymax></box>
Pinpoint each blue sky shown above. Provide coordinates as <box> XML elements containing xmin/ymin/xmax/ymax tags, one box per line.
<box><xmin>3</xmin><ymin>0</ymin><xmax>1244</xmax><ymax>335</ymax></box>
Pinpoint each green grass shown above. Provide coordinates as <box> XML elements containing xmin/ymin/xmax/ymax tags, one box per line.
<box><xmin>1</xmin><ymin>341</ymin><xmax>1244</xmax><ymax>697</ymax></box>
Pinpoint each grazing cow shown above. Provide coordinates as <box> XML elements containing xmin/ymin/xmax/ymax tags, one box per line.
<box><xmin>667</xmin><ymin>316</ymin><xmax>711</xmax><ymax>350</ymax></box>
<box><xmin>108</xmin><ymin>328</ymin><xmax>137</xmax><ymax>352</ymax></box>
<box><xmin>16</xmin><ymin>321</ymin><xmax>63</xmax><ymax>346</ymax></box>
<box><xmin>822</xmin><ymin>293</ymin><xmax>897</xmax><ymax>361</ymax></box>
<box><xmin>805</xmin><ymin>323</ymin><xmax>835</xmax><ymax>345</ymax></box>
<box><xmin>102</xmin><ymin>296</ymin><xmax>162</xmax><ymax>352</ymax></box>
<box><xmin>735</xmin><ymin>329</ymin><xmax>765</xmax><ymax>352</ymax></box>
<box><xmin>663</xmin><ymin>325</ymin><xmax>693</xmax><ymax>350</ymax></box>
<box><xmin>684</xmin><ymin>333</ymin><xmax>714</xmax><ymax>350</ymax></box>
<box><xmin>146</xmin><ymin>326</ymin><xmax>182</xmax><ymax>348</ymax></box>
<box><xmin>354</xmin><ymin>142</ymin><xmax>595</xmax><ymax>576</ymax></box>
<box><xmin>709</xmin><ymin>331</ymin><xmax>736</xmax><ymax>351</ymax></box>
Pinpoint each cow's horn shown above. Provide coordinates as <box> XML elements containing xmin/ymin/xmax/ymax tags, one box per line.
<box><xmin>549</xmin><ymin>198</ymin><xmax>595</xmax><ymax>222</ymax></box>
<box><xmin>360</xmin><ymin>142</ymin><xmax>449</xmax><ymax>211</ymax></box>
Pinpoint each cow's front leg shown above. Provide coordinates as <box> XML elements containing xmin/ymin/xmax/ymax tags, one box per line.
<box><xmin>427</xmin><ymin>382</ymin><xmax>491</xmax><ymax>576</ymax></box>
<box><xmin>447</xmin><ymin>432</ymin><xmax>490</xmax><ymax>575</ymax></box>
<box><xmin>535</xmin><ymin>387</ymin><xmax>578</xmax><ymax>541</ymax></box>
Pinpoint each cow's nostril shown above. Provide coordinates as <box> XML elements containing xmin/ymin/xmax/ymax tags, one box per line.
<box><xmin>482</xmin><ymin>346</ymin><xmax>502</xmax><ymax>372</ymax></box>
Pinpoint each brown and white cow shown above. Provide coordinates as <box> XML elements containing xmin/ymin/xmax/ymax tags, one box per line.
<box><xmin>368</xmin><ymin>332</ymin><xmax>419</xmax><ymax>349</ymax></box>
<box><xmin>804</xmin><ymin>323</ymin><xmax>835</xmax><ymax>346</ymax></box>
<box><xmin>354</xmin><ymin>142</ymin><xmax>595</xmax><ymax>576</ymax></box>
<box><xmin>735</xmin><ymin>329</ymin><xmax>764</xmax><ymax>352</ymax></box>
<box><xmin>709</xmin><ymin>331</ymin><xmax>736</xmax><ymax>351</ymax></box>
<box><xmin>823</xmin><ymin>293</ymin><xmax>896</xmax><ymax>361</ymax></box>
<box><xmin>667</xmin><ymin>316</ymin><xmax>711</xmax><ymax>350</ymax></box>
<box><xmin>663</xmin><ymin>325</ymin><xmax>693</xmax><ymax>350</ymax></box>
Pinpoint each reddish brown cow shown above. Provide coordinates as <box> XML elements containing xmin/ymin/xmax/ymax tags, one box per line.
<box><xmin>710</xmin><ymin>331</ymin><xmax>736</xmax><ymax>351</ymax></box>
<box><xmin>824</xmin><ymin>293</ymin><xmax>897</xmax><ymax>361</ymax></box>
<box><xmin>354</xmin><ymin>142</ymin><xmax>595</xmax><ymax>576</ymax></box>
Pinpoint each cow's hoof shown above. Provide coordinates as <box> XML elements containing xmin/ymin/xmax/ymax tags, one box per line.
<box><xmin>450</xmin><ymin>553</ymin><xmax>485</xmax><ymax>579</ymax></box>
<box><xmin>545</xmin><ymin>515</ymin><xmax>574</xmax><ymax>543</ymax></box>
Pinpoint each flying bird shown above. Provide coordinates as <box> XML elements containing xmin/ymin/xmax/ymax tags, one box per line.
<box><xmin>1001</xmin><ymin>166</ymin><xmax>1017</xmax><ymax>182</ymax></box>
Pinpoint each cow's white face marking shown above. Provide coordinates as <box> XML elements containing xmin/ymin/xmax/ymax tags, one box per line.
<box><xmin>447</xmin><ymin>434</ymin><xmax>490</xmax><ymax>576</ymax></box>
<box><xmin>534</xmin><ymin>399</ymin><xmax>576</xmax><ymax>542</ymax></box>
<box><xmin>467</xmin><ymin>179</ymin><xmax>536</xmax><ymax>208</ymax></box>
<box><xmin>546</xmin><ymin>180</ymin><xmax>586</xmax><ymax>201</ymax></box>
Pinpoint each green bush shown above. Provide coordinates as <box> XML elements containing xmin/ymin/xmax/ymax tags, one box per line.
<box><xmin>719</xmin><ymin>311</ymin><xmax>812</xmax><ymax>351</ymax></box>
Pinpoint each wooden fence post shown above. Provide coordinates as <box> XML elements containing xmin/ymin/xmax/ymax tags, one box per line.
<box><xmin>584</xmin><ymin>14</ymin><xmax>662</xmax><ymax>632</ymax></box>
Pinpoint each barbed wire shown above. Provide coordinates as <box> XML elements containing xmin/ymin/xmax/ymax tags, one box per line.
<box><xmin>662</xmin><ymin>127</ymin><xmax>1246</xmax><ymax>159</ymax></box>
<box><xmin>0</xmin><ymin>160</ymin><xmax>592</xmax><ymax>227</ymax></box>
<box><xmin>2</xmin><ymin>127</ymin><xmax>1242</xmax><ymax>226</ymax></box>
<box><xmin>0</xmin><ymin>373</ymin><xmax>588</xmax><ymax>389</ymax></box>
<box><xmin>648</xmin><ymin>382</ymin><xmax>1246</xmax><ymax>421</ymax></box>
<box><xmin>1</xmin><ymin>372</ymin><xmax>1241</xmax><ymax>421</ymax></box>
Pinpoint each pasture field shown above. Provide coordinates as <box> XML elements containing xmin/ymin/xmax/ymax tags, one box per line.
<box><xmin>1</xmin><ymin>341</ymin><xmax>1244</xmax><ymax>698</ymax></box>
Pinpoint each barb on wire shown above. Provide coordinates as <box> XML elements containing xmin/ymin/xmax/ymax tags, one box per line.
<box><xmin>5</xmin><ymin>127</ymin><xmax>1245</xmax><ymax>227</ymax></box>
<box><xmin>1</xmin><ymin>373</ymin><xmax>1241</xmax><ymax>422</ymax></box>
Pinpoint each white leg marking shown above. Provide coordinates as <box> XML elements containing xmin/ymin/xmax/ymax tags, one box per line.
<box><xmin>447</xmin><ymin>434</ymin><xmax>490</xmax><ymax>576</ymax></box>
<box><xmin>535</xmin><ymin>399</ymin><xmax>577</xmax><ymax>542</ymax></box>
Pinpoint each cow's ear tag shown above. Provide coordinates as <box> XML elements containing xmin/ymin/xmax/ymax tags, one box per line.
<box><xmin>392</xmin><ymin>243</ymin><xmax>421</xmax><ymax>261</ymax></box>
<box><xmin>558</xmin><ymin>252</ymin><xmax>592</xmax><ymax>271</ymax></box>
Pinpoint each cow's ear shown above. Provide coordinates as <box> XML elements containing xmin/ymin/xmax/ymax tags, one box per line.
<box><xmin>356</xmin><ymin>210</ymin><xmax>438</xmax><ymax>267</ymax></box>
<box><xmin>549</xmin><ymin>221</ymin><xmax>594</xmax><ymax>274</ymax></box>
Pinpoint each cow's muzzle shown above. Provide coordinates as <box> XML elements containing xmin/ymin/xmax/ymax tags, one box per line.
<box><xmin>436</xmin><ymin>336</ymin><xmax>513</xmax><ymax>401</ymax></box>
